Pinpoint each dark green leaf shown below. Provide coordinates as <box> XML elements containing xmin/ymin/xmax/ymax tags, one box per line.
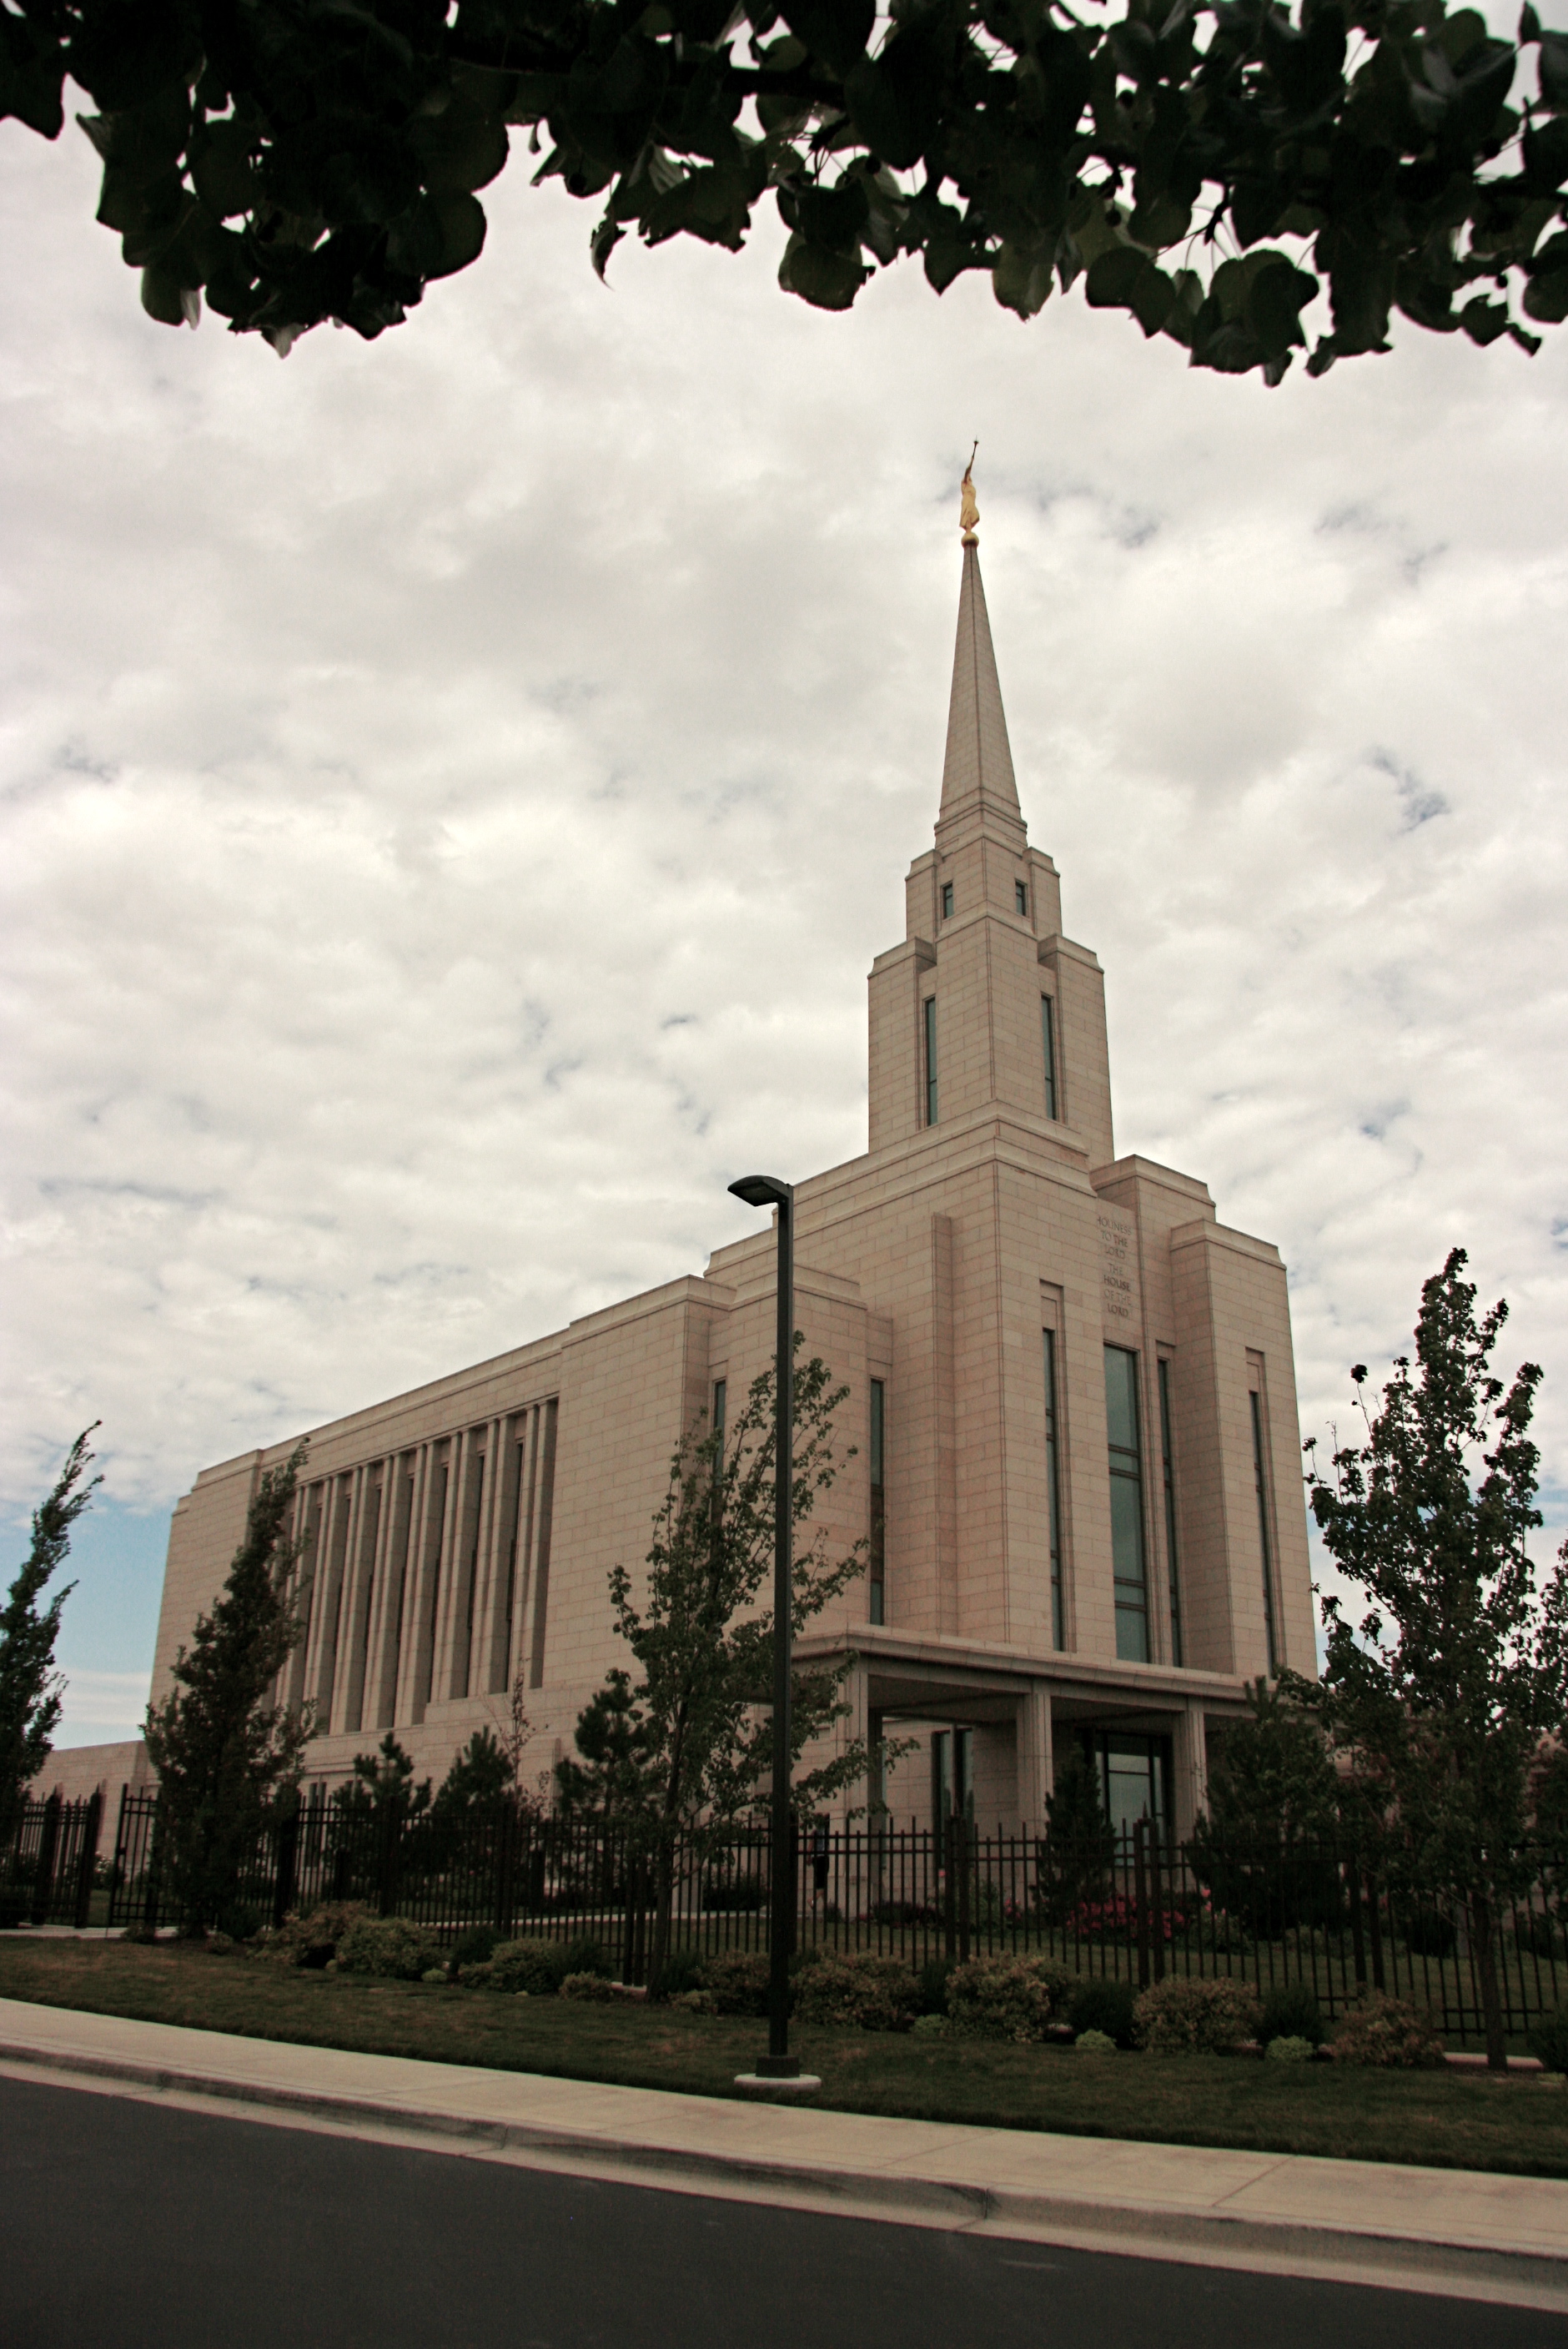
<box><xmin>777</xmin><ymin>229</ymin><xmax>867</xmax><ymax>308</ymax></box>
<box><xmin>1084</xmin><ymin>244</ymin><xmax>1174</xmax><ymax>334</ymax></box>
<box><xmin>1540</xmin><ymin>32</ymin><xmax>1568</xmax><ymax>108</ymax></box>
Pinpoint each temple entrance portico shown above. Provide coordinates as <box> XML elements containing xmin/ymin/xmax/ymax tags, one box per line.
<box><xmin>815</xmin><ymin>1630</ymin><xmax>1244</xmax><ymax>1843</ymax></box>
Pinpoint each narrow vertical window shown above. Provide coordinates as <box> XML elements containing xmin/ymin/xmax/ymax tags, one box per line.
<box><xmin>1103</xmin><ymin>1346</ymin><xmax>1149</xmax><ymax>1662</ymax></box>
<box><xmin>868</xmin><ymin>1378</ymin><xmax>886</xmax><ymax>1624</ymax></box>
<box><xmin>1015</xmin><ymin>878</ymin><xmax>1028</xmax><ymax>916</ymax></box>
<box><xmin>1041</xmin><ymin>994</ymin><xmax>1058</xmax><ymax>1120</ymax></box>
<box><xmin>490</xmin><ymin>1426</ymin><xmax>525</xmax><ymax>1696</ymax></box>
<box><xmin>1043</xmin><ymin>1330</ymin><xmax>1063</xmax><ymax>1649</ymax></box>
<box><xmin>1158</xmin><ymin>1360</ymin><xmax>1184</xmax><ymax>1667</ymax></box>
<box><xmin>712</xmin><ymin>1379</ymin><xmax>726</xmax><ymax>1450</ymax></box>
<box><xmin>923</xmin><ymin>995</ymin><xmax>938</xmax><ymax>1125</ymax></box>
<box><xmin>527</xmin><ymin>1398</ymin><xmax>560</xmax><ymax>1690</ymax></box>
<box><xmin>1251</xmin><ymin>1388</ymin><xmax>1279</xmax><ymax>1676</ymax></box>
<box><xmin>455</xmin><ymin>1447</ymin><xmax>485</xmax><ymax>1702</ymax></box>
<box><xmin>383</xmin><ymin>1465</ymin><xmax>414</xmax><ymax>1726</ymax></box>
<box><xmin>941</xmin><ymin>880</ymin><xmax>953</xmax><ymax>919</ymax></box>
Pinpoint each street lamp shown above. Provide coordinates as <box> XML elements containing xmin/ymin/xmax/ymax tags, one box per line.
<box><xmin>726</xmin><ymin>1171</ymin><xmax>812</xmax><ymax>2090</ymax></box>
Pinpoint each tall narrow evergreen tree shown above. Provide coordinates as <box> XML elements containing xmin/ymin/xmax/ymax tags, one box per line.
<box><xmin>144</xmin><ymin>1445</ymin><xmax>311</xmax><ymax>1930</ymax></box>
<box><xmin>0</xmin><ymin>1426</ymin><xmax>99</xmax><ymax>1845</ymax></box>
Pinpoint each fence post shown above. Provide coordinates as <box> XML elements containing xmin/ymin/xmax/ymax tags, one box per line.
<box><xmin>1148</xmin><ymin>1819</ymin><xmax>1166</xmax><ymax>1986</ymax></box>
<box><xmin>73</xmin><ymin>1791</ymin><xmax>103</xmax><ymax>1930</ymax></box>
<box><xmin>142</xmin><ymin>1801</ymin><xmax>162</xmax><ymax>1935</ymax></box>
<box><xmin>273</xmin><ymin>1803</ymin><xmax>300</xmax><ymax>1932</ymax></box>
<box><xmin>1133</xmin><ymin>1819</ymin><xmax>1152</xmax><ymax>1993</ymax></box>
<box><xmin>30</xmin><ymin>1792</ymin><xmax>63</xmax><ymax>1927</ymax></box>
<box><xmin>1347</xmin><ymin>1849</ymin><xmax>1367</xmax><ymax>1988</ymax></box>
<box><xmin>1365</xmin><ymin>1861</ymin><xmax>1386</xmax><ymax>1992</ymax></box>
<box><xmin>107</xmin><ymin>1784</ymin><xmax>132</xmax><ymax>1932</ymax></box>
<box><xmin>492</xmin><ymin>1806</ymin><xmax>515</xmax><ymax>1939</ymax></box>
<box><xmin>621</xmin><ymin>1849</ymin><xmax>647</xmax><ymax>1988</ymax></box>
<box><xmin>377</xmin><ymin>1802</ymin><xmax>401</xmax><ymax>1918</ymax></box>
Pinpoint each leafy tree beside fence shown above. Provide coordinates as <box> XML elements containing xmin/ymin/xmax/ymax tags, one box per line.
<box><xmin>1300</xmin><ymin>1250</ymin><xmax>1568</xmax><ymax>2072</ymax></box>
<box><xmin>559</xmin><ymin>1349</ymin><xmax>892</xmax><ymax>1995</ymax></box>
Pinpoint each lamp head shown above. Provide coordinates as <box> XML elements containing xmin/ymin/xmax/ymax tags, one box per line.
<box><xmin>728</xmin><ymin>1174</ymin><xmax>793</xmax><ymax>1210</ymax></box>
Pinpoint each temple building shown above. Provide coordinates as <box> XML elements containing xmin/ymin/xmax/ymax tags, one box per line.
<box><xmin>139</xmin><ymin>498</ymin><xmax>1314</xmax><ymax>1839</ymax></box>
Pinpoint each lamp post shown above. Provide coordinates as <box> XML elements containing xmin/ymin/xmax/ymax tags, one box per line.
<box><xmin>726</xmin><ymin>1171</ymin><xmax>807</xmax><ymax>2085</ymax></box>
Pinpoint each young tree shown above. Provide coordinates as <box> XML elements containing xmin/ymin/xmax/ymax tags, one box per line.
<box><xmin>560</xmin><ymin>1350</ymin><xmax>883</xmax><ymax>1994</ymax></box>
<box><xmin>5</xmin><ymin>3</ymin><xmax>1566</xmax><ymax>385</ymax></box>
<box><xmin>0</xmin><ymin>1426</ymin><xmax>99</xmax><ymax>1846</ymax></box>
<box><xmin>1039</xmin><ymin>1742</ymin><xmax>1114</xmax><ymax>1922</ymax></box>
<box><xmin>1201</xmin><ymin>1677</ymin><xmax>1344</xmax><ymax>1843</ymax></box>
<box><xmin>341</xmin><ymin>1730</ymin><xmax>432</xmax><ymax>1827</ymax></box>
<box><xmin>1305</xmin><ymin>1250</ymin><xmax>1568</xmax><ymax>2070</ymax></box>
<box><xmin>1189</xmin><ymin>1676</ymin><xmax>1349</xmax><ymax>1935</ymax></box>
<box><xmin>144</xmin><ymin>1445</ymin><xmax>312</xmax><ymax>1931</ymax></box>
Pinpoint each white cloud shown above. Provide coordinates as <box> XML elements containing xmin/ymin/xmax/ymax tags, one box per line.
<box><xmin>52</xmin><ymin>1668</ymin><xmax>150</xmax><ymax>1745</ymax></box>
<box><xmin>3</xmin><ymin>101</ymin><xmax>1567</xmax><ymax>1690</ymax></box>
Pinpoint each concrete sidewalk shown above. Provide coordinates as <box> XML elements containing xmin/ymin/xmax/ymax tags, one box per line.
<box><xmin>2</xmin><ymin>1997</ymin><xmax>1565</xmax><ymax>2314</ymax></box>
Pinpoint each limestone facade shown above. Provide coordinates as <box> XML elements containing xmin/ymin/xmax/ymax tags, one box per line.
<box><xmin>146</xmin><ymin>541</ymin><xmax>1314</xmax><ymax>1837</ymax></box>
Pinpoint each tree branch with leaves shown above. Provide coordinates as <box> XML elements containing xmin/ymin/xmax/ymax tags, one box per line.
<box><xmin>4</xmin><ymin>2</ymin><xmax>1567</xmax><ymax>383</ymax></box>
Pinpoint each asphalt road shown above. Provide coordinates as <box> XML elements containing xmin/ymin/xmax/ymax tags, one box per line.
<box><xmin>3</xmin><ymin>2072</ymin><xmax>1559</xmax><ymax>2349</ymax></box>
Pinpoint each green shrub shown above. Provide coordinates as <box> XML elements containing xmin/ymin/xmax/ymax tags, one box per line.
<box><xmin>792</xmin><ymin>1954</ymin><xmax>919</xmax><ymax>2032</ymax></box>
<box><xmin>649</xmin><ymin>1947</ymin><xmax>706</xmax><ymax>1999</ymax></box>
<box><xmin>1266</xmin><ymin>2035</ymin><xmax>1315</xmax><ymax>2064</ymax></box>
<box><xmin>916</xmin><ymin>1955</ymin><xmax>952</xmax><ymax>2016</ymax></box>
<box><xmin>1259</xmin><ymin>1981</ymin><xmax>1326</xmax><ymax>2048</ymax></box>
<box><xmin>1075</xmin><ymin>2028</ymin><xmax>1117</xmax><ymax>2055</ymax></box>
<box><xmin>420</xmin><ymin>1966</ymin><xmax>447</xmax><ymax>1984</ymax></box>
<box><xmin>560</xmin><ymin>1969</ymin><xmax>616</xmax><ymax>2002</ymax></box>
<box><xmin>259</xmin><ymin>1902</ymin><xmax>369</xmax><ymax>1969</ymax></box>
<box><xmin>1133</xmin><ymin>1977</ymin><xmax>1262</xmax><ymax>2053</ymax></box>
<box><xmin>1528</xmin><ymin>2005</ymin><xmax>1568</xmax><ymax>2074</ymax></box>
<box><xmin>1516</xmin><ymin>1911</ymin><xmax>1560</xmax><ymax>1961</ymax></box>
<box><xmin>699</xmin><ymin>1951</ymin><xmax>772</xmax><ymax>2016</ymax></box>
<box><xmin>912</xmin><ymin>2011</ymin><xmax>951</xmax><ymax>2039</ymax></box>
<box><xmin>337</xmin><ymin>1915</ymin><xmax>446</xmax><ymax>1982</ymax></box>
<box><xmin>1399</xmin><ymin>1904</ymin><xmax>1458</xmax><ymax>1959</ymax></box>
<box><xmin>1329</xmin><ymin>1992</ymin><xmax>1445</xmax><ymax>2069</ymax></box>
<box><xmin>450</xmin><ymin>1924</ymin><xmax>501</xmax><ymax>1970</ymax></box>
<box><xmin>470</xmin><ymin>1939</ymin><xmax>570</xmax><ymax>1995</ymax></box>
<box><xmin>215</xmin><ymin>1901</ymin><xmax>262</xmax><ymax>1944</ymax></box>
<box><xmin>947</xmin><ymin>1954</ymin><xmax>1070</xmax><ymax>2044</ymax></box>
<box><xmin>1068</xmin><ymin>1976</ymin><xmax>1137</xmax><ymax>2048</ymax></box>
<box><xmin>205</xmin><ymin>1930</ymin><xmax>239</xmax><ymax>1955</ymax></box>
<box><xmin>560</xmin><ymin>1934</ymin><xmax>612</xmax><ymax>1979</ymax></box>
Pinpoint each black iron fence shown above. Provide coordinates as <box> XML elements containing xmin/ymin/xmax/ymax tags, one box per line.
<box><xmin>83</xmin><ymin>1787</ymin><xmax>1568</xmax><ymax>2050</ymax></box>
<box><xmin>1</xmin><ymin>1792</ymin><xmax>105</xmax><ymax>1928</ymax></box>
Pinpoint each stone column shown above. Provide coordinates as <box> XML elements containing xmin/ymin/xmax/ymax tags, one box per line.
<box><xmin>1173</xmin><ymin>1701</ymin><xmax>1209</xmax><ymax>1840</ymax></box>
<box><xmin>1016</xmin><ymin>1681</ymin><xmax>1054</xmax><ymax>1827</ymax></box>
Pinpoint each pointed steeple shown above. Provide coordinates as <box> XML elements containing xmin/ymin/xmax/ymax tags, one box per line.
<box><xmin>938</xmin><ymin>478</ymin><xmax>1020</xmax><ymax>821</ymax></box>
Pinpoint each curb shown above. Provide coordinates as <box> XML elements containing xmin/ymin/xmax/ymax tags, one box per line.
<box><xmin>3</xmin><ymin>2032</ymin><xmax>1567</xmax><ymax>2313</ymax></box>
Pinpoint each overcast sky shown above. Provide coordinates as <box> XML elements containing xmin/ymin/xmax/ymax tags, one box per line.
<box><xmin>3</xmin><ymin>84</ymin><xmax>1566</xmax><ymax>1746</ymax></box>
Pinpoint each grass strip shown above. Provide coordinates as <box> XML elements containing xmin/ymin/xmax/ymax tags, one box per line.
<box><xmin>2</xmin><ymin>1936</ymin><xmax>1565</xmax><ymax>2178</ymax></box>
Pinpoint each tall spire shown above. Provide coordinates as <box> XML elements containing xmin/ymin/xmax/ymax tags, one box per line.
<box><xmin>939</xmin><ymin>465</ymin><xmax>1020</xmax><ymax>820</ymax></box>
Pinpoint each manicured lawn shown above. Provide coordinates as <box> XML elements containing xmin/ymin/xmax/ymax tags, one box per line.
<box><xmin>2</xmin><ymin>1934</ymin><xmax>1565</xmax><ymax>2179</ymax></box>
